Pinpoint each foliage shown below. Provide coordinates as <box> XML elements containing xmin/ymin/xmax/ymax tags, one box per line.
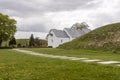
<box><xmin>0</xmin><ymin>13</ymin><xmax>16</xmax><ymax>46</ymax></box>
<box><xmin>29</xmin><ymin>34</ymin><xmax>35</xmax><ymax>47</ymax></box>
<box><xmin>16</xmin><ymin>38</ymin><xmax>47</xmax><ymax>48</ymax></box>
<box><xmin>16</xmin><ymin>39</ymin><xmax>29</xmax><ymax>48</ymax></box>
<box><xmin>34</xmin><ymin>38</ymin><xmax>47</xmax><ymax>48</ymax></box>
<box><xmin>40</xmin><ymin>39</ymin><xmax>48</xmax><ymax>48</ymax></box>
<box><xmin>34</xmin><ymin>37</ymin><xmax>41</xmax><ymax>47</ymax></box>
<box><xmin>71</xmin><ymin>22</ymin><xmax>89</xmax><ymax>30</ymax></box>
<box><xmin>29</xmin><ymin>34</ymin><xmax>47</xmax><ymax>48</ymax></box>
<box><xmin>9</xmin><ymin>36</ymin><xmax>16</xmax><ymax>47</ymax></box>
<box><xmin>58</xmin><ymin>23</ymin><xmax>120</xmax><ymax>50</ymax></box>
<box><xmin>0</xmin><ymin>46</ymin><xmax>12</xmax><ymax>49</ymax></box>
<box><xmin>17</xmin><ymin>43</ymin><xmax>22</xmax><ymax>48</ymax></box>
<box><xmin>1</xmin><ymin>49</ymin><xmax>120</xmax><ymax>80</ymax></box>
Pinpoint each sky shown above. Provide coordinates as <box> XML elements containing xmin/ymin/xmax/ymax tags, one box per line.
<box><xmin>0</xmin><ymin>0</ymin><xmax>120</xmax><ymax>39</ymax></box>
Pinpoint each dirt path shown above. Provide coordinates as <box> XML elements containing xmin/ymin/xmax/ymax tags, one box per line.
<box><xmin>13</xmin><ymin>49</ymin><xmax>120</xmax><ymax>67</ymax></box>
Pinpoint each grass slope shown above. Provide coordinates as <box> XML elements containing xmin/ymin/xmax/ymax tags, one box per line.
<box><xmin>0</xmin><ymin>49</ymin><xmax>120</xmax><ymax>80</ymax></box>
<box><xmin>58</xmin><ymin>23</ymin><xmax>120</xmax><ymax>50</ymax></box>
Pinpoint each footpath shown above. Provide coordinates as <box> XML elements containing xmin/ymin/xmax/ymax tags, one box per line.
<box><xmin>13</xmin><ymin>49</ymin><xmax>120</xmax><ymax>67</ymax></box>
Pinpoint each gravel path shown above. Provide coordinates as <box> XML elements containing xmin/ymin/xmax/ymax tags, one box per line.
<box><xmin>13</xmin><ymin>49</ymin><xmax>120</xmax><ymax>67</ymax></box>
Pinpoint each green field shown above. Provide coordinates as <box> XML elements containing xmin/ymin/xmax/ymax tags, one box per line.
<box><xmin>0</xmin><ymin>48</ymin><xmax>120</xmax><ymax>80</ymax></box>
<box><xmin>24</xmin><ymin>48</ymin><xmax>120</xmax><ymax>61</ymax></box>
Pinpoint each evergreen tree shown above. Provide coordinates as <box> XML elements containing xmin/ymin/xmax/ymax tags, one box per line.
<box><xmin>29</xmin><ymin>34</ymin><xmax>35</xmax><ymax>47</ymax></box>
<box><xmin>9</xmin><ymin>36</ymin><xmax>16</xmax><ymax>47</ymax></box>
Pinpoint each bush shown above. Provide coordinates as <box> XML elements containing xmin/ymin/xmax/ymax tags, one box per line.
<box><xmin>0</xmin><ymin>46</ymin><xmax>13</xmax><ymax>49</ymax></box>
<box><xmin>48</xmin><ymin>46</ymin><xmax>52</xmax><ymax>48</ymax></box>
<box><xmin>17</xmin><ymin>44</ymin><xmax>22</xmax><ymax>48</ymax></box>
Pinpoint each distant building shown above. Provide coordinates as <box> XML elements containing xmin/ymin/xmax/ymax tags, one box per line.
<box><xmin>46</xmin><ymin>22</ymin><xmax>91</xmax><ymax>48</ymax></box>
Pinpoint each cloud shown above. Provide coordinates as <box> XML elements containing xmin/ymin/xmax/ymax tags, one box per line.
<box><xmin>0</xmin><ymin>0</ymin><xmax>98</xmax><ymax>18</ymax></box>
<box><xmin>46</xmin><ymin>0</ymin><xmax>96</xmax><ymax>11</ymax></box>
<box><xmin>15</xmin><ymin>31</ymin><xmax>47</xmax><ymax>39</ymax></box>
<box><xmin>0</xmin><ymin>0</ymin><xmax>120</xmax><ymax>39</ymax></box>
<box><xmin>11</xmin><ymin>16</ymin><xmax>50</xmax><ymax>32</ymax></box>
<box><xmin>1</xmin><ymin>0</ymin><xmax>97</xmax><ymax>33</ymax></box>
<box><xmin>87</xmin><ymin>0</ymin><xmax>120</xmax><ymax>28</ymax></box>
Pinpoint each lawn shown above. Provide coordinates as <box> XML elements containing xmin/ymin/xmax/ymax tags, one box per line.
<box><xmin>0</xmin><ymin>49</ymin><xmax>120</xmax><ymax>80</ymax></box>
<box><xmin>24</xmin><ymin>48</ymin><xmax>120</xmax><ymax>61</ymax></box>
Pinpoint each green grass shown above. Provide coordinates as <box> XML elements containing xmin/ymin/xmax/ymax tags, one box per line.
<box><xmin>0</xmin><ymin>49</ymin><xmax>120</xmax><ymax>80</ymax></box>
<box><xmin>24</xmin><ymin>48</ymin><xmax>120</xmax><ymax>61</ymax></box>
<box><xmin>58</xmin><ymin>23</ymin><xmax>120</xmax><ymax>50</ymax></box>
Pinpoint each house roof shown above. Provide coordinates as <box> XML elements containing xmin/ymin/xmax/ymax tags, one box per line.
<box><xmin>50</xmin><ymin>29</ymin><xmax>69</xmax><ymax>38</ymax></box>
<box><xmin>64</xmin><ymin>28</ymin><xmax>91</xmax><ymax>38</ymax></box>
<box><xmin>47</xmin><ymin>27</ymin><xmax>91</xmax><ymax>38</ymax></box>
<box><xmin>82</xmin><ymin>28</ymin><xmax>91</xmax><ymax>33</ymax></box>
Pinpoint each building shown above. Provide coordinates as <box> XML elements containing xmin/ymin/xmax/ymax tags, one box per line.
<box><xmin>46</xmin><ymin>22</ymin><xmax>91</xmax><ymax>48</ymax></box>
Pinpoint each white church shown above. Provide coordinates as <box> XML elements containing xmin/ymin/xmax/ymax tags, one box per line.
<box><xmin>46</xmin><ymin>22</ymin><xmax>91</xmax><ymax>48</ymax></box>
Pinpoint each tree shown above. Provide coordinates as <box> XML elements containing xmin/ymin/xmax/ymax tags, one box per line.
<box><xmin>34</xmin><ymin>37</ymin><xmax>41</xmax><ymax>47</ymax></box>
<box><xmin>9</xmin><ymin>36</ymin><xmax>16</xmax><ymax>47</ymax></box>
<box><xmin>71</xmin><ymin>22</ymin><xmax>89</xmax><ymax>30</ymax></box>
<box><xmin>29</xmin><ymin>34</ymin><xmax>35</xmax><ymax>47</ymax></box>
<box><xmin>0</xmin><ymin>13</ymin><xmax>16</xmax><ymax>46</ymax></box>
<box><xmin>80</xmin><ymin>22</ymin><xmax>89</xmax><ymax>29</ymax></box>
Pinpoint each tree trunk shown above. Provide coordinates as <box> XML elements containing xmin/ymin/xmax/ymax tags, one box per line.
<box><xmin>0</xmin><ymin>40</ymin><xmax>2</xmax><ymax>47</ymax></box>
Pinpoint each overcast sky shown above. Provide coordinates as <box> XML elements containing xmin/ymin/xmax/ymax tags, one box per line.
<box><xmin>0</xmin><ymin>0</ymin><xmax>120</xmax><ymax>39</ymax></box>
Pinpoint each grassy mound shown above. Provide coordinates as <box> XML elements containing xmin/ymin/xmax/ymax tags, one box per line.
<box><xmin>58</xmin><ymin>23</ymin><xmax>120</xmax><ymax>50</ymax></box>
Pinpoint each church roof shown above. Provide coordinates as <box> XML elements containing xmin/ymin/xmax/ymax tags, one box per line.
<box><xmin>64</xmin><ymin>28</ymin><xmax>91</xmax><ymax>38</ymax></box>
<box><xmin>50</xmin><ymin>29</ymin><xmax>69</xmax><ymax>38</ymax></box>
<box><xmin>48</xmin><ymin>28</ymin><xmax>91</xmax><ymax>38</ymax></box>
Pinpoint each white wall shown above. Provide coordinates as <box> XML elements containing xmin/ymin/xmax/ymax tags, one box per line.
<box><xmin>47</xmin><ymin>31</ymin><xmax>70</xmax><ymax>48</ymax></box>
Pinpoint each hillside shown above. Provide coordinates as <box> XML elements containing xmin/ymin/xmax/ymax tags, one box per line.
<box><xmin>58</xmin><ymin>23</ymin><xmax>120</xmax><ymax>50</ymax></box>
